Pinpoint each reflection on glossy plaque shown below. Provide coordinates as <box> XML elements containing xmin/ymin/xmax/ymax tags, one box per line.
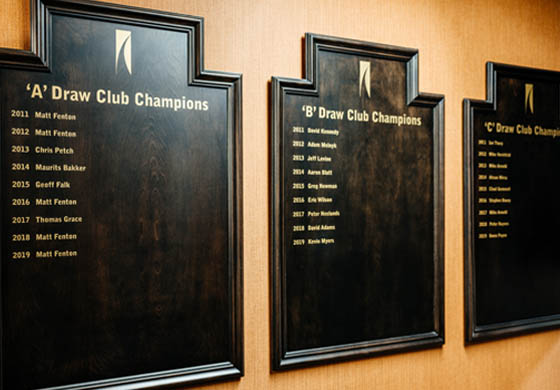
<box><xmin>464</xmin><ymin>63</ymin><xmax>560</xmax><ymax>343</ymax></box>
<box><xmin>0</xmin><ymin>1</ymin><xmax>242</xmax><ymax>388</ymax></box>
<box><xmin>271</xmin><ymin>34</ymin><xmax>444</xmax><ymax>370</ymax></box>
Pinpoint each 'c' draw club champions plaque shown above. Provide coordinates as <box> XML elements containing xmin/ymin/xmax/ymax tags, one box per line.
<box><xmin>464</xmin><ymin>63</ymin><xmax>560</xmax><ymax>343</ymax></box>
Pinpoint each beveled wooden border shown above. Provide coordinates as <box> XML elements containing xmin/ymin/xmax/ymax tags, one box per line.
<box><xmin>463</xmin><ymin>62</ymin><xmax>560</xmax><ymax>344</ymax></box>
<box><xmin>0</xmin><ymin>1</ymin><xmax>243</xmax><ymax>388</ymax></box>
<box><xmin>270</xmin><ymin>33</ymin><xmax>445</xmax><ymax>371</ymax></box>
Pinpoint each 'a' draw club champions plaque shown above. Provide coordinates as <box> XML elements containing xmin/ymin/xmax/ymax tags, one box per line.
<box><xmin>464</xmin><ymin>63</ymin><xmax>560</xmax><ymax>343</ymax></box>
<box><xmin>271</xmin><ymin>34</ymin><xmax>444</xmax><ymax>370</ymax></box>
<box><xmin>0</xmin><ymin>0</ymin><xmax>243</xmax><ymax>388</ymax></box>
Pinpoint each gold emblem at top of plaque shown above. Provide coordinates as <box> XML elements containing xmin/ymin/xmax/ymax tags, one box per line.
<box><xmin>359</xmin><ymin>60</ymin><xmax>371</xmax><ymax>98</ymax></box>
<box><xmin>524</xmin><ymin>83</ymin><xmax>534</xmax><ymax>114</ymax></box>
<box><xmin>116</xmin><ymin>29</ymin><xmax>132</xmax><ymax>75</ymax></box>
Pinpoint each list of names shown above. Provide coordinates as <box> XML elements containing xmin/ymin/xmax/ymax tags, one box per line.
<box><xmin>476</xmin><ymin>137</ymin><xmax>512</xmax><ymax>240</ymax></box>
<box><xmin>6</xmin><ymin>108</ymin><xmax>85</xmax><ymax>260</ymax></box>
<box><xmin>289</xmin><ymin>124</ymin><xmax>340</xmax><ymax>247</ymax></box>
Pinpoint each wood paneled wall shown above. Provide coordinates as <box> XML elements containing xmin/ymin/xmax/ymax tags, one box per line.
<box><xmin>2</xmin><ymin>0</ymin><xmax>560</xmax><ymax>389</ymax></box>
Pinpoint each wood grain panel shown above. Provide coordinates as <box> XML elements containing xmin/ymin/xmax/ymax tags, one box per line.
<box><xmin>0</xmin><ymin>0</ymin><xmax>29</xmax><ymax>49</ymax></box>
<box><xmin>2</xmin><ymin>0</ymin><xmax>560</xmax><ymax>389</ymax></box>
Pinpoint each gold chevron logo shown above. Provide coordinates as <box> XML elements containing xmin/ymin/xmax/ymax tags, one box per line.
<box><xmin>525</xmin><ymin>83</ymin><xmax>534</xmax><ymax>114</ymax></box>
<box><xmin>359</xmin><ymin>61</ymin><xmax>371</xmax><ymax>98</ymax></box>
<box><xmin>115</xmin><ymin>29</ymin><xmax>132</xmax><ymax>75</ymax></box>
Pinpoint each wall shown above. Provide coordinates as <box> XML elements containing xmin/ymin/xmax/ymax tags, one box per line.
<box><xmin>2</xmin><ymin>0</ymin><xmax>560</xmax><ymax>389</ymax></box>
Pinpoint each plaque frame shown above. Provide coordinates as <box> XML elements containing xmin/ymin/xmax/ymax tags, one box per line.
<box><xmin>0</xmin><ymin>0</ymin><xmax>243</xmax><ymax>388</ymax></box>
<box><xmin>271</xmin><ymin>33</ymin><xmax>445</xmax><ymax>370</ymax></box>
<box><xmin>464</xmin><ymin>62</ymin><xmax>560</xmax><ymax>344</ymax></box>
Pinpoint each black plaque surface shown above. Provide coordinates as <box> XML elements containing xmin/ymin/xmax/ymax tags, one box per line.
<box><xmin>0</xmin><ymin>1</ymin><xmax>242</xmax><ymax>389</ymax></box>
<box><xmin>271</xmin><ymin>34</ymin><xmax>444</xmax><ymax>370</ymax></box>
<box><xmin>464</xmin><ymin>63</ymin><xmax>560</xmax><ymax>343</ymax></box>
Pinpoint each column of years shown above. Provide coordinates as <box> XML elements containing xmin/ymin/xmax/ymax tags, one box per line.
<box><xmin>290</xmin><ymin>124</ymin><xmax>340</xmax><ymax>247</ymax></box>
<box><xmin>6</xmin><ymin>108</ymin><xmax>85</xmax><ymax>260</ymax></box>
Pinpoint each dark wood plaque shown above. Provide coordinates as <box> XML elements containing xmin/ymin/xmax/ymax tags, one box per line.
<box><xmin>271</xmin><ymin>34</ymin><xmax>444</xmax><ymax>370</ymax></box>
<box><xmin>464</xmin><ymin>63</ymin><xmax>560</xmax><ymax>343</ymax></box>
<box><xmin>0</xmin><ymin>1</ymin><xmax>242</xmax><ymax>388</ymax></box>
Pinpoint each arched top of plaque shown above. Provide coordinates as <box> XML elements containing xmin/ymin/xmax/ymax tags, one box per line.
<box><xmin>271</xmin><ymin>34</ymin><xmax>444</xmax><ymax>370</ymax></box>
<box><xmin>465</xmin><ymin>62</ymin><xmax>560</xmax><ymax>113</ymax></box>
<box><xmin>0</xmin><ymin>1</ymin><xmax>242</xmax><ymax>389</ymax></box>
<box><xmin>272</xmin><ymin>33</ymin><xmax>444</xmax><ymax>108</ymax></box>
<box><xmin>0</xmin><ymin>0</ymin><xmax>241</xmax><ymax>85</ymax></box>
